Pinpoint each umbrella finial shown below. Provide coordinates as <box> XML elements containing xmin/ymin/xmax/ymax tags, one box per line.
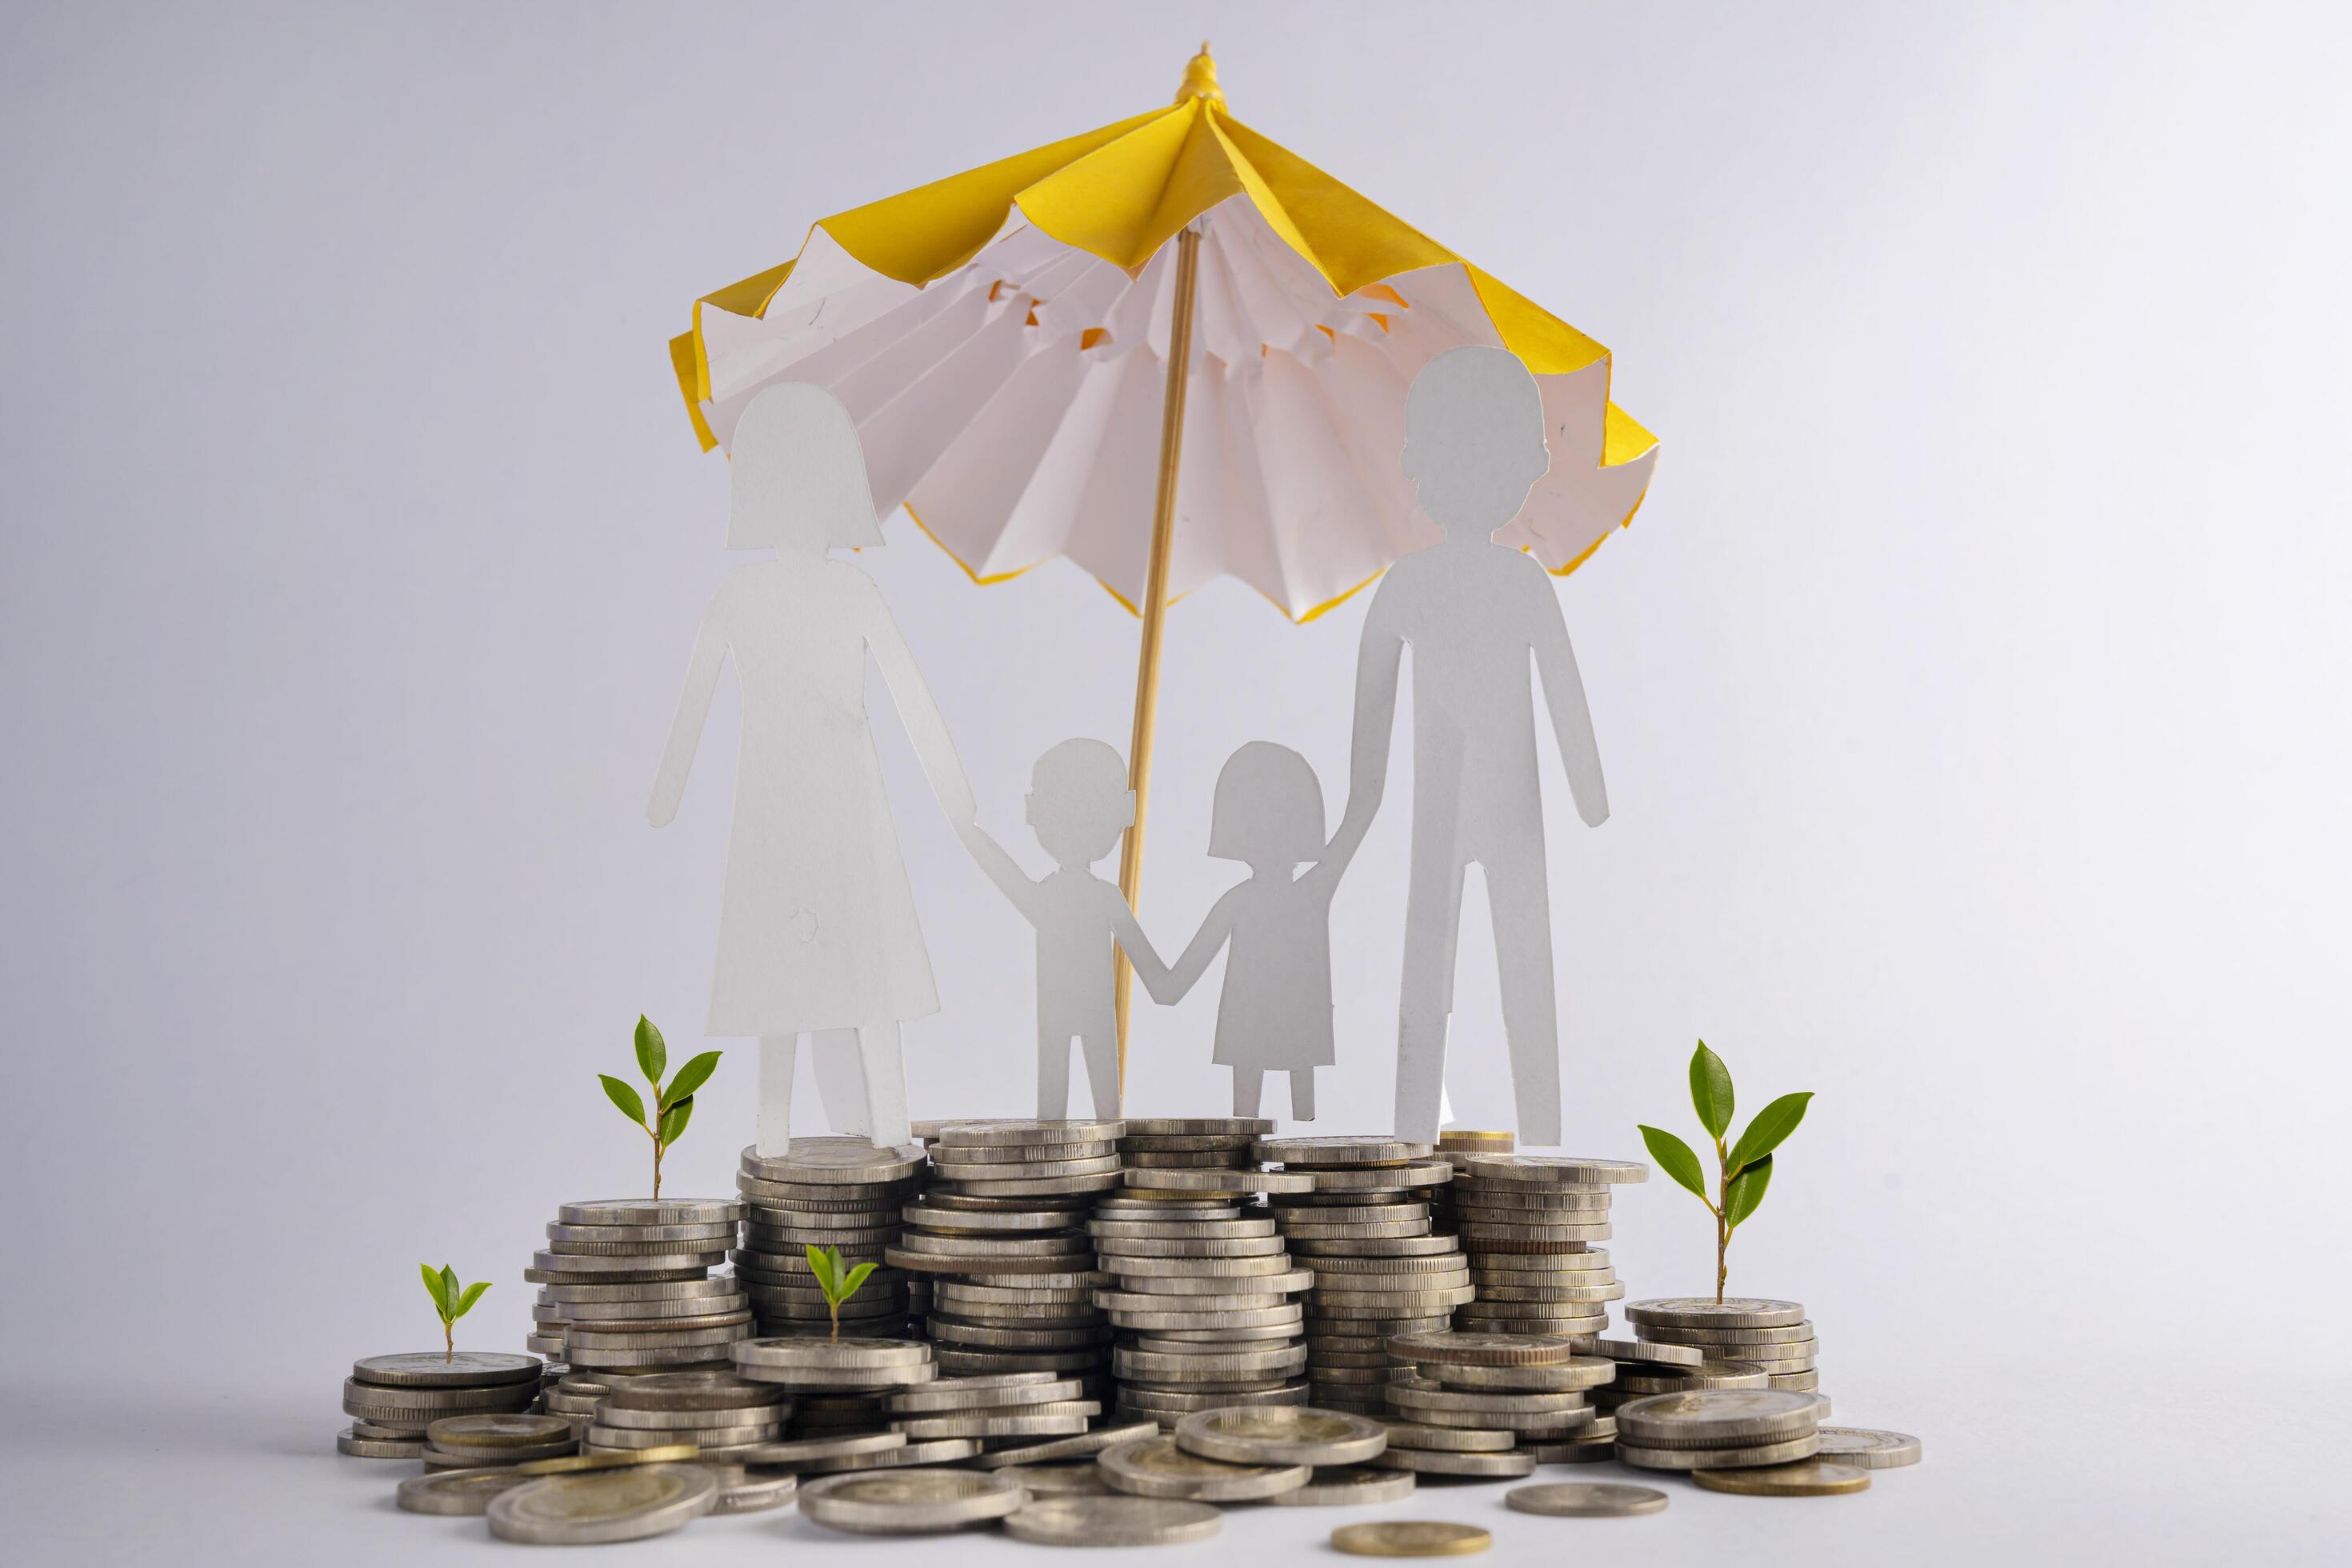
<box><xmin>1174</xmin><ymin>42</ymin><xmax>1224</xmax><ymax>110</ymax></box>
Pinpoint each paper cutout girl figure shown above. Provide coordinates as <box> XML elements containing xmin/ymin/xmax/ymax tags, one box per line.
<box><xmin>647</xmin><ymin>382</ymin><xmax>975</xmax><ymax>1154</ymax></box>
<box><xmin>956</xmin><ymin>738</ymin><xmax>1174</xmax><ymax>1120</ymax></box>
<box><xmin>1337</xmin><ymin>346</ymin><xmax>1610</xmax><ymax>1146</ymax></box>
<box><xmin>1161</xmin><ymin>742</ymin><xmax>1361</xmax><ymax>1122</ymax></box>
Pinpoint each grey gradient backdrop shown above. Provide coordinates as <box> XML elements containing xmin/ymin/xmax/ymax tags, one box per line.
<box><xmin>2</xmin><ymin>2</ymin><xmax>2346</xmax><ymax>1562</ymax></box>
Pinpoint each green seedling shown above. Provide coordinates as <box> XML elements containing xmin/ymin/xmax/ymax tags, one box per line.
<box><xmin>599</xmin><ymin>1015</ymin><xmax>721</xmax><ymax>1198</ymax></box>
<box><xmin>1638</xmin><ymin>1040</ymin><xmax>1814</xmax><ymax>1304</ymax></box>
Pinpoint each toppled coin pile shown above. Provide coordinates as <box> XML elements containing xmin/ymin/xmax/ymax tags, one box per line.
<box><xmin>894</xmin><ymin>1118</ymin><xmax>1122</xmax><ymax>1392</ymax></box>
<box><xmin>1450</xmin><ymin>1154</ymin><xmax>1643</xmax><ymax>1338</ymax></box>
<box><xmin>526</xmin><ymin>1198</ymin><xmax>748</xmax><ymax>1370</ymax></box>
<box><xmin>1258</xmin><ymin>1136</ymin><xmax>1464</xmax><ymax>1415</ymax></box>
<box><xmin>339</xmin><ymin>1352</ymin><xmax>545</xmax><ymax>1459</ymax></box>
<box><xmin>735</xmin><ymin>1140</ymin><xmax>926</xmax><ymax>1338</ymax></box>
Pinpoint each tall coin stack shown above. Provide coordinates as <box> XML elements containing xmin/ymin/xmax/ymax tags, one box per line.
<box><xmin>1621</xmin><ymin>1296</ymin><xmax>1823</xmax><ymax>1398</ymax></box>
<box><xmin>1448</xmin><ymin>1154</ymin><xmax>1644</xmax><ymax>1340</ymax></box>
<box><xmin>890</xmin><ymin>1119</ymin><xmax>1124</xmax><ymax>1400</ymax></box>
<box><xmin>734</xmin><ymin>1139</ymin><xmax>926</xmax><ymax>1341</ymax></box>
<box><xmin>526</xmin><ymin>1198</ymin><xmax>748</xmax><ymax>1372</ymax></box>
<box><xmin>1093</xmin><ymin>1119</ymin><xmax>1313</xmax><ymax>1430</ymax></box>
<box><xmin>1429</xmin><ymin>1130</ymin><xmax>1514</xmax><ymax>1241</ymax></box>
<box><xmin>1254</xmin><ymin>1136</ymin><xmax>1464</xmax><ymax>1416</ymax></box>
<box><xmin>338</xmin><ymin>1352</ymin><xmax>543</xmax><ymax>1459</ymax></box>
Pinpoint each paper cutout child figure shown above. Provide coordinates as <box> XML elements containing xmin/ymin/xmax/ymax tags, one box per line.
<box><xmin>1161</xmin><ymin>742</ymin><xmax>1359</xmax><ymax>1122</ymax></box>
<box><xmin>1338</xmin><ymin>346</ymin><xmax>1611</xmax><ymax>1146</ymax></box>
<box><xmin>648</xmin><ymin>382</ymin><xmax>975</xmax><ymax>1155</ymax></box>
<box><xmin>957</xmin><ymin>739</ymin><xmax>1174</xmax><ymax>1119</ymax></box>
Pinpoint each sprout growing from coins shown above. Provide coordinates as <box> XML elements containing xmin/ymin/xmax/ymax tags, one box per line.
<box><xmin>418</xmin><ymin>1263</ymin><xmax>489</xmax><ymax>1362</ymax></box>
<box><xmin>804</xmin><ymin>1244</ymin><xmax>877</xmax><ymax>1342</ymax></box>
<box><xmin>598</xmin><ymin>1016</ymin><xmax>722</xmax><ymax>1198</ymax></box>
<box><xmin>1638</xmin><ymin>1041</ymin><xmax>1814</xmax><ymax>1304</ymax></box>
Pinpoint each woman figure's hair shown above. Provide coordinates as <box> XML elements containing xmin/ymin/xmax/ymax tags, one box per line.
<box><xmin>727</xmin><ymin>382</ymin><xmax>887</xmax><ymax>552</ymax></box>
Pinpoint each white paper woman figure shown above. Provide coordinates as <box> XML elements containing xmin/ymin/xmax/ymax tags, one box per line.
<box><xmin>647</xmin><ymin>382</ymin><xmax>974</xmax><ymax>1154</ymax></box>
<box><xmin>1161</xmin><ymin>742</ymin><xmax>1361</xmax><ymax>1122</ymax></box>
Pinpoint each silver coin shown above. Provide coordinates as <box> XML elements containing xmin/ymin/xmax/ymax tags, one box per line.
<box><xmin>1616</xmin><ymin>1389</ymin><xmax>1822</xmax><ymax>1445</ymax></box>
<box><xmin>1254</xmin><ymin>1136</ymin><xmax>1435</xmax><ymax>1166</ymax></box>
<box><xmin>1814</xmin><ymin>1426</ymin><xmax>1922</xmax><ymax>1468</ymax></box>
<box><xmin>1366</xmin><ymin>1445</ymin><xmax>1536</xmax><ymax>1477</ymax></box>
<box><xmin>799</xmin><ymin>1467</ymin><xmax>1027</xmax><ymax>1533</ymax></box>
<box><xmin>1768</xmin><ymin>1370</ymin><xmax>1822</xmax><ymax>1393</ymax></box>
<box><xmin>1267</xmin><ymin>1465</ymin><xmax>1416</xmax><ymax>1506</ymax></box>
<box><xmin>530</xmin><ymin>1249</ymin><xmax>724</xmax><ymax>1274</ymax></box>
<box><xmin>1618</xmin><ymin>1432</ymin><xmax>1824</xmax><ymax>1470</ymax></box>
<box><xmin>1106</xmin><ymin>1304</ymin><xmax>1305</xmax><ymax>1333</ymax></box>
<box><xmin>934</xmin><ymin>1138</ymin><xmax>1120</xmax><ymax>1164</ymax></box>
<box><xmin>427</xmin><ymin>1414</ymin><xmax>576</xmax><ymax>1450</ymax></box>
<box><xmin>1378</xmin><ymin>1421</ymin><xmax>1516</xmax><ymax>1454</ymax></box>
<box><xmin>352</xmin><ymin>1352</ymin><xmax>542</xmax><ymax>1390</ymax></box>
<box><xmin>350</xmin><ymin>1418</ymin><xmax>430</xmax><ymax>1438</ymax></box>
<box><xmin>1121</xmin><ymin>1118</ymin><xmax>1274</xmax><ymax>1136</ymax></box>
<box><xmin>536</xmin><ymin>1278</ymin><xmax>738</xmax><ymax>1304</ymax></box>
<box><xmin>697</xmin><ymin>1464</ymin><xmax>799</xmax><ymax>1514</ymax></box>
<box><xmin>970</xmin><ymin>1419</ymin><xmax>1158</xmax><ymax>1468</ymax></box>
<box><xmin>1004</xmin><ymin>1494</ymin><xmax>1224</xmax><ymax>1546</ymax></box>
<box><xmin>335</xmin><ymin>1426</ymin><xmax>427</xmax><ymax>1458</ymax></box>
<box><xmin>486</xmin><ymin>1464</ymin><xmax>718</xmax><ymax>1544</ymax></box>
<box><xmin>1462</xmin><ymin>1154</ymin><xmax>1649</xmax><ymax>1185</ymax></box>
<box><xmin>1614</xmin><ymin>1362</ymin><xmax>1771</xmax><ymax>1393</ymax></box>
<box><xmin>557</xmin><ymin>1198</ymin><xmax>746</xmax><ymax>1227</ymax></box>
<box><xmin>930</xmin><ymin>1154</ymin><xmax>1122</xmax><ymax>1181</ymax></box>
<box><xmin>342</xmin><ymin>1378</ymin><xmax>540</xmax><ymax>1415</ymax></box>
<box><xmin>932</xmin><ymin>1118</ymin><xmax>1126</xmax><ymax>1147</ymax></box>
<box><xmin>1625</xmin><ymin>1297</ymin><xmax>1806</xmax><ymax>1330</ymax></box>
<box><xmin>740</xmin><ymin>1430</ymin><xmax>906</xmax><ymax>1466</ymax></box>
<box><xmin>535</xmin><ymin>1294</ymin><xmax>749</xmax><ymax>1324</ymax></box>
<box><xmin>1594</xmin><ymin>1336</ymin><xmax>1704</xmax><ymax>1366</ymax></box>
<box><xmin>992</xmin><ymin>1460</ymin><xmax>1114</xmax><ymax>1495</ymax></box>
<box><xmin>730</xmin><ymin>1336</ymin><xmax>931</xmax><ymax>1370</ymax></box>
<box><xmin>1504</xmin><ymin>1482</ymin><xmax>1667</xmax><ymax>1517</ymax></box>
<box><xmin>1174</xmin><ymin>1405</ymin><xmax>1388</xmax><ymax>1466</ymax></box>
<box><xmin>396</xmin><ymin>1466</ymin><xmax>535</xmax><ymax>1514</ymax></box>
<box><xmin>1522</xmin><ymin>1434</ymin><xmax>1620</xmax><ymax>1464</ymax></box>
<box><xmin>1416</xmin><ymin>1359</ymin><xmax>1614</xmax><ymax>1392</ymax></box>
<box><xmin>906</xmin><ymin>1203</ymin><xmax>1083</xmax><ymax>1232</ymax></box>
<box><xmin>1123</xmin><ymin>1168</ymin><xmax>1318</xmax><ymax>1194</ymax></box>
<box><xmin>741</xmin><ymin>1138</ymin><xmax>927</xmax><ymax>1181</ymax></box>
<box><xmin>885</xmin><ymin>1372</ymin><xmax>1068</xmax><ymax>1412</ymax></box>
<box><xmin>594</xmin><ymin>1402</ymin><xmax>789</xmax><ymax>1432</ymax></box>
<box><xmin>1098</xmin><ymin>1434</ymin><xmax>1310</xmax><ymax>1502</ymax></box>
<box><xmin>898</xmin><ymin>1408</ymin><xmax>1098</xmax><ymax>1440</ymax></box>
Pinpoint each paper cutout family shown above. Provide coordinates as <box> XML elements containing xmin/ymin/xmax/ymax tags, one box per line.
<box><xmin>649</xmin><ymin>348</ymin><xmax>1608</xmax><ymax>1153</ymax></box>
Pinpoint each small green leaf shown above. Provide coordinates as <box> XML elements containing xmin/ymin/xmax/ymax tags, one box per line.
<box><xmin>599</xmin><ymin>1074</ymin><xmax>647</xmax><ymax>1127</ymax></box>
<box><xmin>439</xmin><ymin>1265</ymin><xmax>460</xmax><ymax>1317</ymax></box>
<box><xmin>1638</xmin><ymin>1125</ymin><xmax>1710</xmax><ymax>1202</ymax></box>
<box><xmin>634</xmin><ymin>1015</ymin><xmax>666</xmax><ymax>1085</ymax></box>
<box><xmin>453</xmin><ymin>1280</ymin><xmax>491</xmax><ymax>1318</ymax></box>
<box><xmin>1727</xmin><ymin>1092</ymin><xmax>1814</xmax><ymax>1174</ymax></box>
<box><xmin>1689</xmin><ymin>1041</ymin><xmax>1734</xmax><ymax>1141</ymax></box>
<box><xmin>838</xmin><ymin>1262</ymin><xmax>876</xmax><ymax>1302</ymax></box>
<box><xmin>661</xmin><ymin>1051</ymin><xmax>722</xmax><ymax>1110</ymax></box>
<box><xmin>657</xmin><ymin>1097</ymin><xmax>694</xmax><ymax>1148</ymax></box>
<box><xmin>804</xmin><ymin>1244</ymin><xmax>835</xmax><ymax>1296</ymax></box>
<box><xmin>1725</xmin><ymin>1154</ymin><xmax>1774</xmax><ymax>1226</ymax></box>
<box><xmin>421</xmin><ymin>1262</ymin><xmax>450</xmax><ymax>1317</ymax></box>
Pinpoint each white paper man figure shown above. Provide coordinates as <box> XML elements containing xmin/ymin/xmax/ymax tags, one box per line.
<box><xmin>957</xmin><ymin>739</ymin><xmax>1174</xmax><ymax>1119</ymax></box>
<box><xmin>648</xmin><ymin>382</ymin><xmax>975</xmax><ymax>1155</ymax></box>
<box><xmin>1161</xmin><ymin>742</ymin><xmax>1359</xmax><ymax>1122</ymax></box>
<box><xmin>1338</xmin><ymin>346</ymin><xmax>1610</xmax><ymax>1146</ymax></box>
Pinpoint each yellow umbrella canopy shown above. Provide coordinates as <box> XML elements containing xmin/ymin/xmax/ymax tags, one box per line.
<box><xmin>668</xmin><ymin>48</ymin><xmax>1658</xmax><ymax>1076</ymax></box>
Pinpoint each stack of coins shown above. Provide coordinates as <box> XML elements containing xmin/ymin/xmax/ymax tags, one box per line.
<box><xmin>734</xmin><ymin>1338</ymin><xmax>985</xmax><ymax>1472</ymax></box>
<box><xmin>1116</xmin><ymin>1117</ymin><xmax>1271</xmax><ymax>1174</ymax></box>
<box><xmin>1448</xmin><ymin>1154</ymin><xmax>1644</xmax><ymax>1340</ymax></box>
<box><xmin>1623</xmin><ymin>1297</ymin><xmax>1822</xmax><ymax>1396</ymax></box>
<box><xmin>1254</xmin><ymin>1136</ymin><xmax>1462</xmax><ymax>1415</ymax></box>
<box><xmin>890</xmin><ymin>1120</ymin><xmax>1122</xmax><ymax>1396</ymax></box>
<box><xmin>886</xmin><ymin>1370</ymin><xmax>1114</xmax><ymax>1458</ymax></box>
<box><xmin>734</xmin><ymin>1139</ymin><xmax>926</xmax><ymax>1340</ymax></box>
<box><xmin>1614</xmin><ymin>1387</ymin><xmax>1825</xmax><ymax>1472</ymax></box>
<box><xmin>526</xmin><ymin>1198</ymin><xmax>747</xmax><ymax>1370</ymax></box>
<box><xmin>338</xmin><ymin>1352</ymin><xmax>543</xmax><ymax>1458</ymax></box>
<box><xmin>1091</xmin><ymin>1139</ymin><xmax>1312</xmax><ymax>1429</ymax></box>
<box><xmin>574</xmin><ymin>1369</ymin><xmax>791</xmax><ymax>1463</ymax></box>
<box><xmin>1429</xmin><ymin>1130</ymin><xmax>1513</xmax><ymax>1241</ymax></box>
<box><xmin>1381</xmin><ymin>1329</ymin><xmax>1611</xmax><ymax>1463</ymax></box>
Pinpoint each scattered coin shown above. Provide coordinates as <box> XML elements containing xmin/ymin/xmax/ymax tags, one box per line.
<box><xmin>799</xmin><ymin>1468</ymin><xmax>1028</xmax><ymax>1534</ymax></box>
<box><xmin>1173</xmin><ymin>1405</ymin><xmax>1388</xmax><ymax>1466</ymax></box>
<box><xmin>1098</xmin><ymin>1434</ymin><xmax>1310</xmax><ymax>1502</ymax></box>
<box><xmin>1693</xmin><ymin>1458</ymin><xmax>1871</xmax><ymax>1496</ymax></box>
<box><xmin>1504</xmin><ymin>1482</ymin><xmax>1668</xmax><ymax>1517</ymax></box>
<box><xmin>486</xmin><ymin>1464</ymin><xmax>719</xmax><ymax>1544</ymax></box>
<box><xmin>1814</xmin><ymin>1426</ymin><xmax>1922</xmax><ymax>1468</ymax></box>
<box><xmin>1331</xmin><ymin>1520</ymin><xmax>1492</xmax><ymax>1558</ymax></box>
<box><xmin>1004</xmin><ymin>1494</ymin><xmax>1225</xmax><ymax>1546</ymax></box>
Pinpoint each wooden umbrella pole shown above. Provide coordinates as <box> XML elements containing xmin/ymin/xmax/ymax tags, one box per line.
<box><xmin>1114</xmin><ymin>222</ymin><xmax>1202</xmax><ymax>1090</ymax></box>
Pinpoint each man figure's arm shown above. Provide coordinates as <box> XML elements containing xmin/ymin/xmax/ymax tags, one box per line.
<box><xmin>1334</xmin><ymin>579</ymin><xmax>1409</xmax><ymax>862</ymax></box>
<box><xmin>1528</xmin><ymin>574</ymin><xmax>1609</xmax><ymax>827</ymax></box>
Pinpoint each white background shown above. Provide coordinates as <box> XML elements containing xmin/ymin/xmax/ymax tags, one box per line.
<box><xmin>3</xmin><ymin>2</ymin><xmax>2346</xmax><ymax>1562</ymax></box>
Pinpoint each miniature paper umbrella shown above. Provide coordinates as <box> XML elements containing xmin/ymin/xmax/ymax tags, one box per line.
<box><xmin>668</xmin><ymin>45</ymin><xmax>1658</xmax><ymax>1078</ymax></box>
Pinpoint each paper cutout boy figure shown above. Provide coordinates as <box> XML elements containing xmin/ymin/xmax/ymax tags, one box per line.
<box><xmin>1338</xmin><ymin>346</ymin><xmax>1611</xmax><ymax>1146</ymax></box>
<box><xmin>648</xmin><ymin>382</ymin><xmax>975</xmax><ymax>1155</ymax></box>
<box><xmin>957</xmin><ymin>738</ymin><xmax>1174</xmax><ymax>1119</ymax></box>
<box><xmin>1162</xmin><ymin>742</ymin><xmax>1359</xmax><ymax>1121</ymax></box>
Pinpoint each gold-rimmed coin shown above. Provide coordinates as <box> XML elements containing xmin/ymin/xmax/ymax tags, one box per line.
<box><xmin>1693</xmin><ymin>1459</ymin><xmax>1870</xmax><ymax>1496</ymax></box>
<box><xmin>1330</xmin><ymin>1521</ymin><xmax>1491</xmax><ymax>1557</ymax></box>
